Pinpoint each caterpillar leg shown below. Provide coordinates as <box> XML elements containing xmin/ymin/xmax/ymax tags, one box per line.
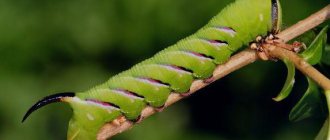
<box><xmin>250</xmin><ymin>35</ymin><xmax>272</xmax><ymax>61</ymax></box>
<box><xmin>250</xmin><ymin>34</ymin><xmax>304</xmax><ymax>61</ymax></box>
<box><xmin>204</xmin><ymin>76</ymin><xmax>215</xmax><ymax>84</ymax></box>
<box><xmin>111</xmin><ymin>116</ymin><xmax>127</xmax><ymax>126</ymax></box>
<box><xmin>154</xmin><ymin>105</ymin><xmax>166</xmax><ymax>112</ymax></box>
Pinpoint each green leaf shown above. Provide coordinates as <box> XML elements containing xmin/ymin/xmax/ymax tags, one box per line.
<box><xmin>289</xmin><ymin>78</ymin><xmax>322</xmax><ymax>122</ymax></box>
<box><xmin>318</xmin><ymin>90</ymin><xmax>330</xmax><ymax>140</ymax></box>
<box><xmin>322</xmin><ymin>44</ymin><xmax>330</xmax><ymax>65</ymax></box>
<box><xmin>300</xmin><ymin>26</ymin><xmax>328</xmax><ymax>65</ymax></box>
<box><xmin>288</xmin><ymin>26</ymin><xmax>329</xmax><ymax>123</ymax></box>
<box><xmin>315</xmin><ymin>118</ymin><xmax>329</xmax><ymax>140</ymax></box>
<box><xmin>294</xmin><ymin>30</ymin><xmax>317</xmax><ymax>47</ymax></box>
<box><xmin>273</xmin><ymin>59</ymin><xmax>295</xmax><ymax>102</ymax></box>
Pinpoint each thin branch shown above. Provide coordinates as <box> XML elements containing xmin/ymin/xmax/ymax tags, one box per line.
<box><xmin>265</xmin><ymin>44</ymin><xmax>330</xmax><ymax>90</ymax></box>
<box><xmin>97</xmin><ymin>4</ymin><xmax>330</xmax><ymax>140</ymax></box>
<box><xmin>277</xmin><ymin>4</ymin><xmax>330</xmax><ymax>42</ymax></box>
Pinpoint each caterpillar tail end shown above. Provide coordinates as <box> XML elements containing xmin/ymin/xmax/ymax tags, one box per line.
<box><xmin>22</xmin><ymin>92</ymin><xmax>75</xmax><ymax>123</ymax></box>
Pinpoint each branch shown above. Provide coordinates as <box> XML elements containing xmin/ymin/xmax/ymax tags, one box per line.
<box><xmin>264</xmin><ymin>44</ymin><xmax>330</xmax><ymax>90</ymax></box>
<box><xmin>277</xmin><ymin>4</ymin><xmax>330</xmax><ymax>42</ymax></box>
<box><xmin>97</xmin><ymin>4</ymin><xmax>330</xmax><ymax>140</ymax></box>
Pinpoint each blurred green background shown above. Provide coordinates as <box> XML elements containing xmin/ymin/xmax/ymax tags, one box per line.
<box><xmin>1</xmin><ymin>0</ymin><xmax>329</xmax><ymax>139</ymax></box>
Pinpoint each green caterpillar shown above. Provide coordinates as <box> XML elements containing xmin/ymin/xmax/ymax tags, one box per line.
<box><xmin>22</xmin><ymin>0</ymin><xmax>282</xmax><ymax>139</ymax></box>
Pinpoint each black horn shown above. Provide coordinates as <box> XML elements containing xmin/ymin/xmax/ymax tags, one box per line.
<box><xmin>22</xmin><ymin>92</ymin><xmax>75</xmax><ymax>123</ymax></box>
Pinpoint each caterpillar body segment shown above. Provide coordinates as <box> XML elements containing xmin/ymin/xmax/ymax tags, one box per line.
<box><xmin>127</xmin><ymin>64</ymin><xmax>195</xmax><ymax>93</ymax></box>
<box><xmin>65</xmin><ymin>97</ymin><xmax>122</xmax><ymax>140</ymax></box>
<box><xmin>211</xmin><ymin>0</ymin><xmax>278</xmax><ymax>48</ymax></box>
<box><xmin>22</xmin><ymin>0</ymin><xmax>282</xmax><ymax>139</ymax></box>
<box><xmin>77</xmin><ymin>89</ymin><xmax>146</xmax><ymax>120</ymax></box>
<box><xmin>151</xmin><ymin>50</ymin><xmax>217</xmax><ymax>79</ymax></box>
<box><xmin>172</xmin><ymin>38</ymin><xmax>232</xmax><ymax>65</ymax></box>
<box><xmin>107</xmin><ymin>76</ymin><xmax>171</xmax><ymax>107</ymax></box>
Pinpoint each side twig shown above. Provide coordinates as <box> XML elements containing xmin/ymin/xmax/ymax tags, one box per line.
<box><xmin>264</xmin><ymin>44</ymin><xmax>330</xmax><ymax>90</ymax></box>
<box><xmin>97</xmin><ymin>4</ymin><xmax>330</xmax><ymax>140</ymax></box>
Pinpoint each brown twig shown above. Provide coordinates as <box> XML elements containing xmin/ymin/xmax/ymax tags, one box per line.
<box><xmin>277</xmin><ymin>4</ymin><xmax>330</xmax><ymax>42</ymax></box>
<box><xmin>97</xmin><ymin>4</ymin><xmax>330</xmax><ymax>140</ymax></box>
<box><xmin>265</xmin><ymin>44</ymin><xmax>330</xmax><ymax>90</ymax></box>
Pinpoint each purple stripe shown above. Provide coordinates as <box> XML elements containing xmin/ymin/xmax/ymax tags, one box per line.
<box><xmin>215</xmin><ymin>26</ymin><xmax>236</xmax><ymax>37</ymax></box>
<box><xmin>86</xmin><ymin>99</ymin><xmax>120</xmax><ymax>109</ymax></box>
<box><xmin>201</xmin><ymin>39</ymin><xmax>227</xmax><ymax>49</ymax></box>
<box><xmin>136</xmin><ymin>77</ymin><xmax>170</xmax><ymax>87</ymax></box>
<box><xmin>160</xmin><ymin>64</ymin><xmax>192</xmax><ymax>74</ymax></box>
<box><xmin>111</xmin><ymin>89</ymin><xmax>144</xmax><ymax>100</ymax></box>
<box><xmin>182</xmin><ymin>51</ymin><xmax>214</xmax><ymax>61</ymax></box>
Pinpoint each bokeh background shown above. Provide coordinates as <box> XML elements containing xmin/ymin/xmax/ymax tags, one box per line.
<box><xmin>1</xmin><ymin>0</ymin><xmax>329</xmax><ymax>139</ymax></box>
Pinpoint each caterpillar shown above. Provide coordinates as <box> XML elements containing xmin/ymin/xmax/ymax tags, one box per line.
<box><xmin>22</xmin><ymin>0</ymin><xmax>282</xmax><ymax>139</ymax></box>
